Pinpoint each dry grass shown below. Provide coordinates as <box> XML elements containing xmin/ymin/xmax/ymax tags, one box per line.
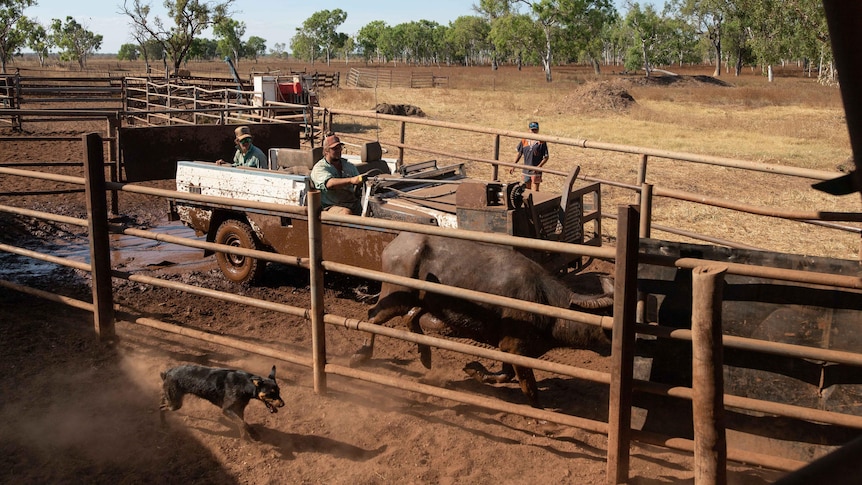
<box><xmin>14</xmin><ymin>57</ymin><xmax>862</xmax><ymax>259</ymax></box>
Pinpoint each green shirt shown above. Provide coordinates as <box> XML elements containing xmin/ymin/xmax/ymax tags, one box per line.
<box><xmin>310</xmin><ymin>157</ymin><xmax>361</xmax><ymax>212</ymax></box>
<box><xmin>232</xmin><ymin>144</ymin><xmax>267</xmax><ymax>168</ymax></box>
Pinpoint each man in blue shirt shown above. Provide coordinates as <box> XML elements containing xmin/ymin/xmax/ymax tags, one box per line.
<box><xmin>510</xmin><ymin>121</ymin><xmax>550</xmax><ymax>191</ymax></box>
<box><xmin>217</xmin><ymin>126</ymin><xmax>267</xmax><ymax>168</ymax></box>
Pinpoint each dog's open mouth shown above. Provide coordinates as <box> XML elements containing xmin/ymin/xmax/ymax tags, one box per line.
<box><xmin>264</xmin><ymin>399</ymin><xmax>285</xmax><ymax>413</ymax></box>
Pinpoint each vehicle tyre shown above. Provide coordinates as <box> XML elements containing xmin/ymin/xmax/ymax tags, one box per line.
<box><xmin>214</xmin><ymin>219</ymin><xmax>266</xmax><ymax>284</ymax></box>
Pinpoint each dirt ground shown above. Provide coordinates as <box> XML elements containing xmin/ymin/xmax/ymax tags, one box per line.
<box><xmin>0</xmin><ymin>120</ymin><xmax>786</xmax><ymax>484</ymax></box>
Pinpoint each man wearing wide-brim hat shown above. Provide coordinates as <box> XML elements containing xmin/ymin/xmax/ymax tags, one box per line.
<box><xmin>216</xmin><ymin>125</ymin><xmax>268</xmax><ymax>168</ymax></box>
<box><xmin>310</xmin><ymin>133</ymin><xmax>365</xmax><ymax>215</ymax></box>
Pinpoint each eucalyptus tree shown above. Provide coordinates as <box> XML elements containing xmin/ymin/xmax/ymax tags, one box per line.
<box><xmin>514</xmin><ymin>0</ymin><xmax>615</xmax><ymax>81</ymax></box>
<box><xmin>473</xmin><ymin>0</ymin><xmax>512</xmax><ymax>69</ymax></box>
<box><xmin>357</xmin><ymin>20</ymin><xmax>388</xmax><ymax>63</ymax></box>
<box><xmin>399</xmin><ymin>20</ymin><xmax>445</xmax><ymax>65</ymax></box>
<box><xmin>786</xmin><ymin>0</ymin><xmax>831</xmax><ymax>81</ymax></box>
<box><xmin>378</xmin><ymin>23</ymin><xmax>403</xmax><ymax>65</ymax></box>
<box><xmin>671</xmin><ymin>0</ymin><xmax>734</xmax><ymax>76</ymax></box>
<box><xmin>213</xmin><ymin>18</ymin><xmax>244</xmax><ymax>64</ymax></box>
<box><xmin>120</xmin><ymin>0</ymin><xmax>234</xmax><ymax>71</ymax></box>
<box><xmin>0</xmin><ymin>0</ymin><xmax>35</xmax><ymax>73</ymax></box>
<box><xmin>187</xmin><ymin>37</ymin><xmax>216</xmax><ymax>60</ymax></box>
<box><xmin>489</xmin><ymin>13</ymin><xmax>542</xmax><ymax>69</ymax></box>
<box><xmin>270</xmin><ymin>42</ymin><xmax>286</xmax><ymax>59</ymax></box>
<box><xmin>623</xmin><ymin>3</ymin><xmax>672</xmax><ymax>76</ymax></box>
<box><xmin>296</xmin><ymin>9</ymin><xmax>347</xmax><ymax>65</ymax></box>
<box><xmin>518</xmin><ymin>0</ymin><xmax>562</xmax><ymax>81</ymax></box>
<box><xmin>290</xmin><ymin>31</ymin><xmax>315</xmax><ymax>63</ymax></box>
<box><xmin>556</xmin><ymin>0</ymin><xmax>617</xmax><ymax>74</ymax></box>
<box><xmin>50</xmin><ymin>16</ymin><xmax>102</xmax><ymax>70</ymax></box>
<box><xmin>245</xmin><ymin>36</ymin><xmax>266</xmax><ymax>62</ymax></box>
<box><xmin>117</xmin><ymin>42</ymin><xmax>139</xmax><ymax>61</ymax></box>
<box><xmin>445</xmin><ymin>15</ymin><xmax>490</xmax><ymax>66</ymax></box>
<box><xmin>339</xmin><ymin>35</ymin><xmax>354</xmax><ymax>64</ymax></box>
<box><xmin>19</xmin><ymin>17</ymin><xmax>50</xmax><ymax>67</ymax></box>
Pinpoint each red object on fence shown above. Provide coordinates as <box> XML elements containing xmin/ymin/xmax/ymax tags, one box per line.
<box><xmin>279</xmin><ymin>82</ymin><xmax>302</xmax><ymax>96</ymax></box>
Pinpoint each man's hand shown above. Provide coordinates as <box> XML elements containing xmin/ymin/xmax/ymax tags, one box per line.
<box><xmin>351</xmin><ymin>174</ymin><xmax>365</xmax><ymax>185</ymax></box>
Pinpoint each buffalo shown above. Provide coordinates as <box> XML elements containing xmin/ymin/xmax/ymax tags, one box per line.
<box><xmin>349</xmin><ymin>232</ymin><xmax>614</xmax><ymax>407</ymax></box>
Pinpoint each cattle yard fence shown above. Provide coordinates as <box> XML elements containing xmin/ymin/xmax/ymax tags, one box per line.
<box><xmin>0</xmin><ymin>74</ymin><xmax>858</xmax><ymax>263</ymax></box>
<box><xmin>1</xmin><ymin>134</ymin><xmax>861</xmax><ymax>483</ymax></box>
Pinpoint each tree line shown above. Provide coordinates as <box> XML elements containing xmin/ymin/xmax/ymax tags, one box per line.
<box><xmin>0</xmin><ymin>0</ymin><xmax>833</xmax><ymax>83</ymax></box>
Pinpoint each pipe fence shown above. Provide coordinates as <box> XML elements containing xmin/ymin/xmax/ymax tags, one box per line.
<box><xmin>2</xmin><ymin>134</ymin><xmax>862</xmax><ymax>482</ymax></box>
<box><xmin>2</xmin><ymin>74</ymin><xmax>858</xmax><ymax>260</ymax></box>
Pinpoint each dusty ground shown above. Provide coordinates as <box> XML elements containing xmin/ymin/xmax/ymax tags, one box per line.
<box><xmin>0</xmin><ymin>121</ymin><xmax>788</xmax><ymax>483</ymax></box>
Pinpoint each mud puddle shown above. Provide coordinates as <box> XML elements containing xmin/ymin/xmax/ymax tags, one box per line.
<box><xmin>0</xmin><ymin>221</ymin><xmax>211</xmax><ymax>280</ymax></box>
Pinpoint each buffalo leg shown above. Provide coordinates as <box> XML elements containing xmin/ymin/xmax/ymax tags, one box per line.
<box><xmin>349</xmin><ymin>334</ymin><xmax>375</xmax><ymax>368</ymax></box>
<box><xmin>512</xmin><ymin>365</ymin><xmax>540</xmax><ymax>408</ymax></box>
<box><xmin>463</xmin><ymin>362</ymin><xmax>516</xmax><ymax>384</ymax></box>
<box><xmin>407</xmin><ymin>307</ymin><xmax>446</xmax><ymax>369</ymax></box>
<box><xmin>350</xmin><ymin>305</ymin><xmax>425</xmax><ymax>368</ymax></box>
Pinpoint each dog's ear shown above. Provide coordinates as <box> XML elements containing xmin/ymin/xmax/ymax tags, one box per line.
<box><xmin>269</xmin><ymin>365</ymin><xmax>277</xmax><ymax>380</ymax></box>
<box><xmin>251</xmin><ymin>376</ymin><xmax>262</xmax><ymax>387</ymax></box>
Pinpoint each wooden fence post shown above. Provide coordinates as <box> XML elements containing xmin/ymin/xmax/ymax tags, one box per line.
<box><xmin>307</xmin><ymin>189</ymin><xmax>327</xmax><ymax>394</ymax></box>
<box><xmin>607</xmin><ymin>204</ymin><xmax>640</xmax><ymax>484</ymax></box>
<box><xmin>83</xmin><ymin>133</ymin><xmax>115</xmax><ymax>342</ymax></box>
<box><xmin>692</xmin><ymin>264</ymin><xmax>729</xmax><ymax>485</ymax></box>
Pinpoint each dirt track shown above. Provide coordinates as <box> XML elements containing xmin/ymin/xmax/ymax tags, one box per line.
<box><xmin>0</xmin><ymin>122</ymin><xmax>783</xmax><ymax>484</ymax></box>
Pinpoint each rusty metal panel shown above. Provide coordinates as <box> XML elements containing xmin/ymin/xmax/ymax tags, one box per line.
<box><xmin>120</xmin><ymin>124</ymin><xmax>300</xmax><ymax>182</ymax></box>
<box><xmin>247</xmin><ymin>213</ymin><xmax>397</xmax><ymax>272</ymax></box>
<box><xmin>634</xmin><ymin>239</ymin><xmax>862</xmax><ymax>462</ymax></box>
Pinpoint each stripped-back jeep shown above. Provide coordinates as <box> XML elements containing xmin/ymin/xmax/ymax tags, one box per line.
<box><xmin>169</xmin><ymin>142</ymin><xmax>601</xmax><ymax>284</ymax></box>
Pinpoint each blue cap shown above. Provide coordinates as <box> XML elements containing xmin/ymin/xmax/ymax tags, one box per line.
<box><xmin>529</xmin><ymin>122</ymin><xmax>539</xmax><ymax>129</ymax></box>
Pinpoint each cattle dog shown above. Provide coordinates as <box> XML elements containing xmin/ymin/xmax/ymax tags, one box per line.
<box><xmin>159</xmin><ymin>364</ymin><xmax>285</xmax><ymax>440</ymax></box>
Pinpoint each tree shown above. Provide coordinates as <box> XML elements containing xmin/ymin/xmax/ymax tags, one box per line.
<box><xmin>290</xmin><ymin>30</ymin><xmax>315</xmax><ymax>63</ymax></box>
<box><xmin>117</xmin><ymin>42</ymin><xmax>139</xmax><ymax>61</ymax></box>
<box><xmin>294</xmin><ymin>9</ymin><xmax>348</xmax><ymax>66</ymax></box>
<box><xmin>186</xmin><ymin>37</ymin><xmax>216</xmax><ymax>60</ymax></box>
<box><xmin>356</xmin><ymin>20</ymin><xmax>389</xmax><ymax>63</ymax></box>
<box><xmin>213</xmin><ymin>17</ymin><xmax>244</xmax><ymax>63</ymax></box>
<box><xmin>270</xmin><ymin>42</ymin><xmax>286</xmax><ymax>58</ymax></box>
<box><xmin>245</xmin><ymin>36</ymin><xmax>266</xmax><ymax>62</ymax></box>
<box><xmin>489</xmin><ymin>13</ymin><xmax>542</xmax><ymax>69</ymax></box>
<box><xmin>673</xmin><ymin>0</ymin><xmax>734</xmax><ymax>76</ymax></box>
<box><xmin>445</xmin><ymin>15</ymin><xmax>489</xmax><ymax>66</ymax></box>
<box><xmin>519</xmin><ymin>0</ymin><xmax>563</xmax><ymax>82</ymax></box>
<box><xmin>339</xmin><ymin>35</ymin><xmax>354</xmax><ymax>64</ymax></box>
<box><xmin>557</xmin><ymin>0</ymin><xmax>617</xmax><ymax>74</ymax></box>
<box><xmin>19</xmin><ymin>17</ymin><xmax>50</xmax><ymax>68</ymax></box>
<box><xmin>623</xmin><ymin>3</ymin><xmax>668</xmax><ymax>76</ymax></box>
<box><xmin>0</xmin><ymin>0</ymin><xmax>35</xmax><ymax>73</ymax></box>
<box><xmin>50</xmin><ymin>16</ymin><xmax>102</xmax><ymax>70</ymax></box>
<box><xmin>473</xmin><ymin>0</ymin><xmax>513</xmax><ymax>70</ymax></box>
<box><xmin>120</xmin><ymin>0</ymin><xmax>234</xmax><ymax>71</ymax></box>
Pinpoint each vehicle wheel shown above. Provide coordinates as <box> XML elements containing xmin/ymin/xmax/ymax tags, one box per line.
<box><xmin>214</xmin><ymin>219</ymin><xmax>266</xmax><ymax>284</ymax></box>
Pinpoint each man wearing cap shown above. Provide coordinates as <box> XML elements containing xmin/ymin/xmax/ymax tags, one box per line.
<box><xmin>310</xmin><ymin>134</ymin><xmax>364</xmax><ymax>215</ymax></box>
<box><xmin>510</xmin><ymin>121</ymin><xmax>550</xmax><ymax>191</ymax></box>
<box><xmin>216</xmin><ymin>126</ymin><xmax>267</xmax><ymax>168</ymax></box>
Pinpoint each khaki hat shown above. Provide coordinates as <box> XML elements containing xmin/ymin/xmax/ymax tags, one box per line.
<box><xmin>323</xmin><ymin>134</ymin><xmax>345</xmax><ymax>150</ymax></box>
<box><xmin>234</xmin><ymin>126</ymin><xmax>252</xmax><ymax>141</ymax></box>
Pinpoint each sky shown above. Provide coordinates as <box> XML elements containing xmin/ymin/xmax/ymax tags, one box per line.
<box><xmin>24</xmin><ymin>0</ymin><xmax>659</xmax><ymax>54</ymax></box>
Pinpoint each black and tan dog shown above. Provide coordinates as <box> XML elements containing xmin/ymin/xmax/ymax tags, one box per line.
<box><xmin>159</xmin><ymin>364</ymin><xmax>285</xmax><ymax>440</ymax></box>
